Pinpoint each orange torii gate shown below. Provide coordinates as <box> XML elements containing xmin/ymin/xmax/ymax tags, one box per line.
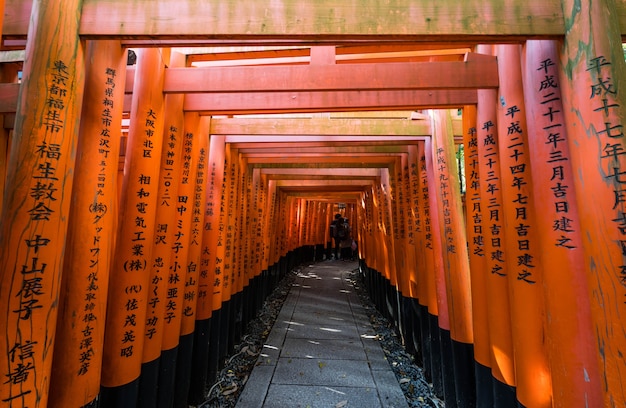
<box><xmin>0</xmin><ymin>1</ymin><xmax>626</xmax><ymax>407</ymax></box>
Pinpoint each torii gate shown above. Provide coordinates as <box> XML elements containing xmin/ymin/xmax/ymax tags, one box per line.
<box><xmin>0</xmin><ymin>1</ymin><xmax>625</xmax><ymax>408</ymax></box>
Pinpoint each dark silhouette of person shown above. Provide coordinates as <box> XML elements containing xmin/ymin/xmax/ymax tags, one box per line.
<box><xmin>330</xmin><ymin>213</ymin><xmax>342</xmax><ymax>260</ymax></box>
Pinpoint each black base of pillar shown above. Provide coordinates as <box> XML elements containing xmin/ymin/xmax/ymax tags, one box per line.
<box><xmin>207</xmin><ymin>309</ymin><xmax>222</xmax><ymax>383</ymax></box>
<box><xmin>174</xmin><ymin>332</ymin><xmax>194</xmax><ymax>408</ymax></box>
<box><xmin>188</xmin><ymin>317</ymin><xmax>212</xmax><ymax>405</ymax></box>
<box><xmin>451</xmin><ymin>340</ymin><xmax>476</xmax><ymax>408</ymax></box>
<box><xmin>400</xmin><ymin>295</ymin><xmax>415</xmax><ymax>356</ymax></box>
<box><xmin>428</xmin><ymin>313</ymin><xmax>444</xmax><ymax>399</ymax></box>
<box><xmin>157</xmin><ymin>346</ymin><xmax>178</xmax><ymax>408</ymax></box>
<box><xmin>138</xmin><ymin>357</ymin><xmax>160</xmax><ymax>408</ymax></box>
<box><xmin>100</xmin><ymin>377</ymin><xmax>140</xmax><ymax>408</ymax></box>
<box><xmin>219</xmin><ymin>300</ymin><xmax>231</xmax><ymax>368</ymax></box>
<box><xmin>493</xmin><ymin>377</ymin><xmax>517</xmax><ymax>408</ymax></box>
<box><xmin>475</xmin><ymin>361</ymin><xmax>494</xmax><ymax>408</ymax></box>
<box><xmin>410</xmin><ymin>298</ymin><xmax>424</xmax><ymax>367</ymax></box>
<box><xmin>440</xmin><ymin>328</ymin><xmax>458</xmax><ymax>408</ymax></box>
<box><xmin>418</xmin><ymin>304</ymin><xmax>432</xmax><ymax>380</ymax></box>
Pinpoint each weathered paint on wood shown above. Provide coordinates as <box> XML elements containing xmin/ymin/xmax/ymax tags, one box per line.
<box><xmin>163</xmin><ymin>61</ymin><xmax>497</xmax><ymax>93</ymax></box>
<box><xmin>47</xmin><ymin>40</ymin><xmax>126</xmax><ymax>408</ymax></box>
<box><xmin>559</xmin><ymin>0</ymin><xmax>626</xmax><ymax>405</ymax></box>
<box><xmin>523</xmin><ymin>39</ymin><xmax>603</xmax><ymax>408</ymax></box>
<box><xmin>0</xmin><ymin>0</ymin><xmax>85</xmax><ymax>406</ymax></box>
<box><xmin>474</xmin><ymin>60</ymin><xmax>516</xmax><ymax>387</ymax></box>
<box><xmin>430</xmin><ymin>109</ymin><xmax>473</xmax><ymax>344</ymax></box>
<box><xmin>179</xmin><ymin>114</ymin><xmax>209</xmax><ymax>337</ymax></box>
<box><xmin>463</xmin><ymin>104</ymin><xmax>491</xmax><ymax>368</ymax></box>
<box><xmin>100</xmin><ymin>47</ymin><xmax>166</xmax><ymax>389</ymax></box>
<box><xmin>496</xmin><ymin>44</ymin><xmax>552</xmax><ymax>407</ymax></box>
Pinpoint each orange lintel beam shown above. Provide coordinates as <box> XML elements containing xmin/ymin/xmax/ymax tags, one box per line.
<box><xmin>260</xmin><ymin>168</ymin><xmax>381</xmax><ymax>176</ymax></box>
<box><xmin>245</xmin><ymin>156</ymin><xmax>397</xmax><ymax>165</ymax></box>
<box><xmin>276</xmin><ymin>179</ymin><xmax>374</xmax><ymax>186</ymax></box>
<box><xmin>185</xmin><ymin>44</ymin><xmax>471</xmax><ymax>65</ymax></box>
<box><xmin>210</xmin><ymin>118</ymin><xmax>431</xmax><ymax>136</ymax></box>
<box><xmin>162</xmin><ymin>60</ymin><xmax>497</xmax><ymax>93</ymax></box>
<box><xmin>243</xmin><ymin>152</ymin><xmax>401</xmax><ymax>159</ymax></box>
<box><xmin>224</xmin><ymin>135</ymin><xmax>428</xmax><ymax>144</ymax></box>
<box><xmin>182</xmin><ymin>89</ymin><xmax>477</xmax><ymax>115</ymax></box>
<box><xmin>239</xmin><ymin>146</ymin><xmax>410</xmax><ymax>154</ymax></box>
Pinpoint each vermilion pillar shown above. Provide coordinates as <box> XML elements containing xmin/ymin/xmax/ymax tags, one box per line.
<box><xmin>173</xmin><ymin>114</ymin><xmax>208</xmax><ymax>407</ymax></box>
<box><xmin>495</xmin><ymin>44</ymin><xmax>552</xmax><ymax>407</ymax></box>
<box><xmin>407</xmin><ymin>144</ymin><xmax>429</xmax><ymax>369</ymax></box>
<box><xmin>523</xmin><ymin>39</ymin><xmax>603</xmax><ymax>408</ymax></box>
<box><xmin>0</xmin><ymin>0</ymin><xmax>85</xmax><ymax>406</ymax></box>
<box><xmin>430</xmin><ymin>109</ymin><xmax>475</xmax><ymax>407</ymax></box>
<box><xmin>475</xmin><ymin>54</ymin><xmax>517</xmax><ymax>406</ymax></box>
<box><xmin>462</xmin><ymin>104</ymin><xmax>493</xmax><ymax>407</ymax></box>
<box><xmin>47</xmin><ymin>40</ymin><xmax>126</xmax><ymax>408</ymax></box>
<box><xmin>188</xmin><ymin>134</ymin><xmax>225</xmax><ymax>403</ymax></box>
<box><xmin>138</xmin><ymin>51</ymin><xmax>184</xmax><ymax>408</ymax></box>
<box><xmin>423</xmin><ymin>137</ymin><xmax>449</xmax><ymax>400</ymax></box>
<box><xmin>559</xmin><ymin>1</ymin><xmax>626</xmax><ymax>405</ymax></box>
<box><xmin>100</xmin><ymin>48</ymin><xmax>167</xmax><ymax>406</ymax></box>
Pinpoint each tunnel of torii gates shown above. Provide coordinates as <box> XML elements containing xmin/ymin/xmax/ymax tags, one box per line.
<box><xmin>1</xmin><ymin>1</ymin><xmax>626</xmax><ymax>408</ymax></box>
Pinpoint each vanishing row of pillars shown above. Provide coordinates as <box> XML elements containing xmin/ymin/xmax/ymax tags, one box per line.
<box><xmin>1</xmin><ymin>1</ymin><xmax>626</xmax><ymax>408</ymax></box>
<box><xmin>0</xmin><ymin>37</ymin><xmax>335</xmax><ymax>406</ymax></box>
<box><xmin>357</xmin><ymin>19</ymin><xmax>626</xmax><ymax>408</ymax></box>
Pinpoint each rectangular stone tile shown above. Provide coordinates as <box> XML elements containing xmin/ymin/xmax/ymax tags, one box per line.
<box><xmin>371</xmin><ymin>369</ymin><xmax>410</xmax><ymax>407</ymax></box>
<box><xmin>285</xmin><ymin>322</ymin><xmax>361</xmax><ymax>341</ymax></box>
<box><xmin>263</xmin><ymin>384</ymin><xmax>381</xmax><ymax>408</ymax></box>
<box><xmin>272</xmin><ymin>358</ymin><xmax>376</xmax><ymax>388</ymax></box>
<box><xmin>280</xmin><ymin>337</ymin><xmax>367</xmax><ymax>361</ymax></box>
<box><xmin>235</xmin><ymin>365</ymin><xmax>276</xmax><ymax>408</ymax></box>
<box><xmin>288</xmin><ymin>309</ymin><xmax>359</xmax><ymax>326</ymax></box>
<box><xmin>361</xmin><ymin>339</ymin><xmax>393</xmax><ymax>371</ymax></box>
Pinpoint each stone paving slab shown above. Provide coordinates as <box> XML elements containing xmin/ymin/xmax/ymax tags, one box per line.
<box><xmin>280</xmin><ymin>338</ymin><xmax>367</xmax><ymax>360</ymax></box>
<box><xmin>263</xmin><ymin>384</ymin><xmax>382</xmax><ymax>408</ymax></box>
<box><xmin>272</xmin><ymin>357</ymin><xmax>376</xmax><ymax>387</ymax></box>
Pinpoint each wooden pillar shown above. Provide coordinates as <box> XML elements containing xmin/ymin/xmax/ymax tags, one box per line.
<box><xmin>0</xmin><ymin>122</ymin><xmax>7</xmax><ymax>213</ymax></box>
<box><xmin>219</xmin><ymin>144</ymin><xmax>236</xmax><ymax>361</ymax></box>
<box><xmin>415</xmin><ymin>141</ymin><xmax>441</xmax><ymax>391</ymax></box>
<box><xmin>0</xmin><ymin>0</ymin><xmax>85</xmax><ymax>406</ymax></box>
<box><xmin>223</xmin><ymin>144</ymin><xmax>241</xmax><ymax>356</ymax></box>
<box><xmin>522</xmin><ymin>39</ymin><xmax>603</xmax><ymax>407</ymax></box>
<box><xmin>47</xmin><ymin>40</ymin><xmax>126</xmax><ymax>408</ymax></box>
<box><xmin>100</xmin><ymin>47</ymin><xmax>166</xmax><ymax>406</ymax></box>
<box><xmin>407</xmin><ymin>144</ymin><xmax>429</xmax><ymax>368</ymax></box>
<box><xmin>430</xmin><ymin>109</ymin><xmax>475</xmax><ymax>407</ymax></box>
<box><xmin>559</xmin><ymin>0</ymin><xmax>626</xmax><ymax>405</ymax></box>
<box><xmin>397</xmin><ymin>152</ymin><xmax>419</xmax><ymax>357</ymax></box>
<box><xmin>391</xmin><ymin>155</ymin><xmax>409</xmax><ymax>340</ymax></box>
<box><xmin>495</xmin><ymin>44</ymin><xmax>552</xmax><ymax>408</ymax></box>
<box><xmin>474</xmin><ymin>49</ymin><xmax>517</xmax><ymax>406</ymax></box>
<box><xmin>173</xmin><ymin>114</ymin><xmax>209</xmax><ymax>407</ymax></box>
<box><xmin>462</xmin><ymin>104</ymin><xmax>494</xmax><ymax>407</ymax></box>
<box><xmin>188</xmin><ymin>134</ymin><xmax>225</xmax><ymax>404</ymax></box>
<box><xmin>423</xmin><ymin>136</ymin><xmax>450</xmax><ymax>401</ymax></box>
<box><xmin>266</xmin><ymin>178</ymin><xmax>278</xmax><ymax>269</ymax></box>
<box><xmin>0</xmin><ymin>59</ymin><xmax>17</xmax><ymax>212</ymax></box>
<box><xmin>134</xmin><ymin>49</ymin><xmax>183</xmax><ymax>408</ymax></box>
